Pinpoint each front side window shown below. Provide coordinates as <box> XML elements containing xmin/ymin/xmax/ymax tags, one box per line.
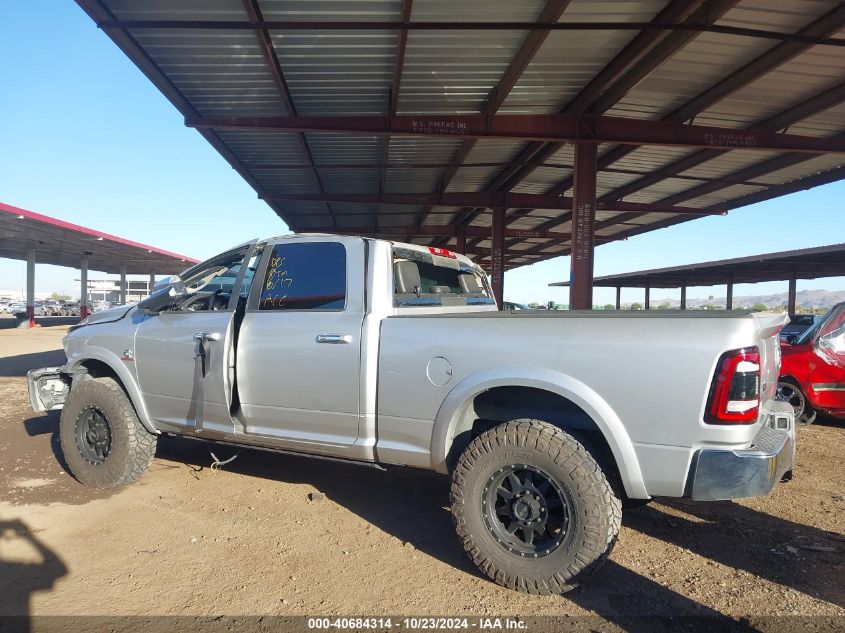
<box><xmin>163</xmin><ymin>248</ymin><xmax>248</xmax><ymax>312</ymax></box>
<box><xmin>259</xmin><ymin>242</ymin><xmax>346</xmax><ymax>311</ymax></box>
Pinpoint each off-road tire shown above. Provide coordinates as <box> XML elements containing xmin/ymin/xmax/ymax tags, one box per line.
<box><xmin>450</xmin><ymin>419</ymin><xmax>621</xmax><ymax>595</ymax></box>
<box><xmin>59</xmin><ymin>377</ymin><xmax>157</xmax><ymax>488</ymax></box>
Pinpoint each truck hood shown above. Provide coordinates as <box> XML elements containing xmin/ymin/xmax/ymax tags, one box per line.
<box><xmin>73</xmin><ymin>304</ymin><xmax>136</xmax><ymax>329</ymax></box>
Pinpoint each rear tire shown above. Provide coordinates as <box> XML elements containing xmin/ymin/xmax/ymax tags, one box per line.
<box><xmin>450</xmin><ymin>419</ymin><xmax>621</xmax><ymax>595</ymax></box>
<box><xmin>59</xmin><ymin>377</ymin><xmax>157</xmax><ymax>488</ymax></box>
<box><xmin>776</xmin><ymin>378</ymin><xmax>816</xmax><ymax>425</ymax></box>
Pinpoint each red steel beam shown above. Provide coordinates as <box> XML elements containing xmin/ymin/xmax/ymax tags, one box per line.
<box><xmin>596</xmin><ymin>5</ymin><xmax>845</xmax><ymax>204</ymax></box>
<box><xmin>389</xmin><ymin>0</ymin><xmax>412</xmax><ymax>117</ymax></box>
<box><xmin>599</xmin><ymin>80</ymin><xmax>845</xmax><ymax>204</ymax></box>
<box><xmin>425</xmin><ymin>0</ymin><xmax>573</xmax><ymax>227</ymax></box>
<box><xmin>659</xmin><ymin>132</ymin><xmax>845</xmax><ymax>207</ymax></box>
<box><xmin>575</xmin><ymin>163</ymin><xmax>845</xmax><ymax>251</ymax></box>
<box><xmin>187</xmin><ymin>114</ymin><xmax>845</xmax><ymax>154</ymax></box>
<box><xmin>496</xmin><ymin>1</ymin><xmax>843</xmax><ymax>236</ymax></box>
<box><xmin>382</xmin><ymin>0</ymin><xmax>413</xmax><ymax>204</ymax></box>
<box><xmin>298</xmin><ymin>225</ymin><xmax>573</xmax><ymax>240</ymax></box>
<box><xmin>96</xmin><ymin>20</ymin><xmax>845</xmax><ymax>47</ymax></box>
<box><xmin>241</xmin><ymin>0</ymin><xmax>335</xmax><ymax>226</ymax></box>
<box><xmin>491</xmin><ymin>207</ymin><xmax>506</xmax><ymax>308</ymax></box>
<box><xmin>262</xmin><ymin>191</ymin><xmax>719</xmax><ymax>215</ymax></box>
<box><xmin>461</xmin><ymin>0</ymin><xmax>738</xmax><ymax>224</ymax></box>
<box><xmin>569</xmin><ymin>143</ymin><xmax>597</xmax><ymax>310</ymax></box>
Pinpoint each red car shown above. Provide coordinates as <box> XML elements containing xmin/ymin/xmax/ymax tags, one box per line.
<box><xmin>777</xmin><ymin>302</ymin><xmax>845</xmax><ymax>424</ymax></box>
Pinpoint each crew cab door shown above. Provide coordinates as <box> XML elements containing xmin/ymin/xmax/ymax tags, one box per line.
<box><xmin>236</xmin><ymin>237</ymin><xmax>365</xmax><ymax>455</ymax></box>
<box><xmin>134</xmin><ymin>242</ymin><xmax>260</xmax><ymax>434</ymax></box>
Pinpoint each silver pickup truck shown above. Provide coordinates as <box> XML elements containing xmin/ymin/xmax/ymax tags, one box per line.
<box><xmin>28</xmin><ymin>235</ymin><xmax>795</xmax><ymax>595</ymax></box>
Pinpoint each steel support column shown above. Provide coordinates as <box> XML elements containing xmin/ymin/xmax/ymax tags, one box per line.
<box><xmin>644</xmin><ymin>286</ymin><xmax>651</xmax><ymax>310</ymax></box>
<box><xmin>726</xmin><ymin>279</ymin><xmax>734</xmax><ymax>310</ymax></box>
<box><xmin>788</xmin><ymin>275</ymin><xmax>797</xmax><ymax>315</ymax></box>
<box><xmin>491</xmin><ymin>207</ymin><xmax>505</xmax><ymax>309</ymax></box>
<box><xmin>80</xmin><ymin>257</ymin><xmax>89</xmax><ymax>319</ymax></box>
<box><xmin>149</xmin><ymin>273</ymin><xmax>156</xmax><ymax>298</ymax></box>
<box><xmin>456</xmin><ymin>228</ymin><xmax>467</xmax><ymax>254</ymax></box>
<box><xmin>680</xmin><ymin>283</ymin><xmax>687</xmax><ymax>310</ymax></box>
<box><xmin>615</xmin><ymin>286</ymin><xmax>621</xmax><ymax>310</ymax></box>
<box><xmin>119</xmin><ymin>266</ymin><xmax>127</xmax><ymax>305</ymax></box>
<box><xmin>26</xmin><ymin>248</ymin><xmax>36</xmax><ymax>328</ymax></box>
<box><xmin>570</xmin><ymin>142</ymin><xmax>597</xmax><ymax>310</ymax></box>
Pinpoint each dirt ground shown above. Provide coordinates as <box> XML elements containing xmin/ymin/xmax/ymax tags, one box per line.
<box><xmin>0</xmin><ymin>326</ymin><xmax>843</xmax><ymax>631</ymax></box>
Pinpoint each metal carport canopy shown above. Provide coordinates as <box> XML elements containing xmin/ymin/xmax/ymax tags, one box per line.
<box><xmin>76</xmin><ymin>0</ymin><xmax>845</xmax><ymax>308</ymax></box>
<box><xmin>549</xmin><ymin>243</ymin><xmax>845</xmax><ymax>288</ymax></box>
<box><xmin>549</xmin><ymin>242</ymin><xmax>845</xmax><ymax>313</ymax></box>
<box><xmin>0</xmin><ymin>202</ymin><xmax>198</xmax><ymax>275</ymax></box>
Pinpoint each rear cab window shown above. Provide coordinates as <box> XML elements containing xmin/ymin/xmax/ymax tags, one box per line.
<box><xmin>392</xmin><ymin>246</ymin><xmax>494</xmax><ymax>308</ymax></box>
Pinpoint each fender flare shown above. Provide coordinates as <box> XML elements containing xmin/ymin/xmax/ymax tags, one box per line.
<box><xmin>65</xmin><ymin>348</ymin><xmax>159</xmax><ymax>434</ymax></box>
<box><xmin>429</xmin><ymin>366</ymin><xmax>648</xmax><ymax>498</ymax></box>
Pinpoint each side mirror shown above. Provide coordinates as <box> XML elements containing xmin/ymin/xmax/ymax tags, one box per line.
<box><xmin>139</xmin><ymin>275</ymin><xmax>185</xmax><ymax>314</ymax></box>
<box><xmin>169</xmin><ymin>277</ymin><xmax>187</xmax><ymax>298</ymax></box>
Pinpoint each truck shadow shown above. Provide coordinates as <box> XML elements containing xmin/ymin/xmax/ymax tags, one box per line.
<box><xmin>624</xmin><ymin>500</ymin><xmax>845</xmax><ymax>609</ymax></box>
<box><xmin>0</xmin><ymin>350</ymin><xmax>66</xmax><ymax>377</ymax></box>
<box><xmin>154</xmin><ymin>438</ymin><xmax>762</xmax><ymax>628</ymax></box>
<box><xmin>0</xmin><ymin>518</ymin><xmax>68</xmax><ymax>626</ymax></box>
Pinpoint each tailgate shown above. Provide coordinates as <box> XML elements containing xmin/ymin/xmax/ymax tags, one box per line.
<box><xmin>752</xmin><ymin>312</ymin><xmax>789</xmax><ymax>413</ymax></box>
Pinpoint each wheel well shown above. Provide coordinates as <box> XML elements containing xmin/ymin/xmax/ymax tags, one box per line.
<box><xmin>74</xmin><ymin>359</ymin><xmax>153</xmax><ymax>431</ymax></box>
<box><xmin>78</xmin><ymin>359</ymin><xmax>120</xmax><ymax>382</ymax></box>
<box><xmin>445</xmin><ymin>386</ymin><xmax>621</xmax><ymax>489</ymax></box>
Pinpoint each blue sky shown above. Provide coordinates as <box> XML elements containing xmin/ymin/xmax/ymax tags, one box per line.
<box><xmin>1</xmin><ymin>2</ymin><xmax>843</xmax><ymax>305</ymax></box>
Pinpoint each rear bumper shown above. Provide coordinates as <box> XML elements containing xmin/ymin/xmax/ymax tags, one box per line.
<box><xmin>688</xmin><ymin>403</ymin><xmax>795</xmax><ymax>501</ymax></box>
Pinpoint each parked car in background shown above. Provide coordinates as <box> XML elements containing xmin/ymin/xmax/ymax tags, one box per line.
<box><xmin>502</xmin><ymin>301</ymin><xmax>533</xmax><ymax>310</ymax></box>
<box><xmin>778</xmin><ymin>302</ymin><xmax>845</xmax><ymax>424</ymax></box>
<box><xmin>779</xmin><ymin>314</ymin><xmax>819</xmax><ymax>342</ymax></box>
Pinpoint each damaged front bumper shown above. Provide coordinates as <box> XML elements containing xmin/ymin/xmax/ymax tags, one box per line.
<box><xmin>688</xmin><ymin>402</ymin><xmax>796</xmax><ymax>501</ymax></box>
<box><xmin>27</xmin><ymin>367</ymin><xmax>70</xmax><ymax>412</ymax></box>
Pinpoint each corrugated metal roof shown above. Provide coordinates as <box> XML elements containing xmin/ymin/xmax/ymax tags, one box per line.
<box><xmin>79</xmin><ymin>0</ymin><xmax>845</xmax><ymax>269</ymax></box>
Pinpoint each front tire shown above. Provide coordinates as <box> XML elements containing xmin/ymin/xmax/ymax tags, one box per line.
<box><xmin>450</xmin><ymin>419</ymin><xmax>621</xmax><ymax>595</ymax></box>
<box><xmin>59</xmin><ymin>377</ymin><xmax>157</xmax><ymax>488</ymax></box>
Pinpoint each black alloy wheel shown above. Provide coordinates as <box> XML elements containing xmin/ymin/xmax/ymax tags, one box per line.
<box><xmin>482</xmin><ymin>463</ymin><xmax>571</xmax><ymax>558</ymax></box>
<box><xmin>75</xmin><ymin>406</ymin><xmax>112</xmax><ymax>465</ymax></box>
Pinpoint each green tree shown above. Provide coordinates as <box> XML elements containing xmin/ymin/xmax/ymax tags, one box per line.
<box><xmin>603</xmin><ymin>304</ymin><xmax>615</xmax><ymax>311</ymax></box>
<box><xmin>50</xmin><ymin>292</ymin><xmax>71</xmax><ymax>300</ymax></box>
<box><xmin>751</xmin><ymin>303</ymin><xmax>769</xmax><ymax>312</ymax></box>
<box><xmin>657</xmin><ymin>302</ymin><xmax>672</xmax><ymax>310</ymax></box>
<box><xmin>629</xmin><ymin>302</ymin><xmax>643</xmax><ymax>311</ymax></box>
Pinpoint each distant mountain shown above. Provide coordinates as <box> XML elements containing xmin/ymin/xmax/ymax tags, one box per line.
<box><xmin>640</xmin><ymin>289</ymin><xmax>845</xmax><ymax>310</ymax></box>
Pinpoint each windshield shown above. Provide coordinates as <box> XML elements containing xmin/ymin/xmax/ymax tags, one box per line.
<box><xmin>794</xmin><ymin>303</ymin><xmax>844</xmax><ymax>345</ymax></box>
<box><xmin>392</xmin><ymin>247</ymin><xmax>495</xmax><ymax>308</ymax></box>
<box><xmin>789</xmin><ymin>315</ymin><xmax>816</xmax><ymax>326</ymax></box>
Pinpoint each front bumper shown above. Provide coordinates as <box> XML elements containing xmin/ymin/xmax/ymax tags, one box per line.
<box><xmin>27</xmin><ymin>366</ymin><xmax>70</xmax><ymax>412</ymax></box>
<box><xmin>688</xmin><ymin>402</ymin><xmax>795</xmax><ymax>501</ymax></box>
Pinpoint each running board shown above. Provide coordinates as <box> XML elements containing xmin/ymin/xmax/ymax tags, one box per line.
<box><xmin>170</xmin><ymin>433</ymin><xmax>388</xmax><ymax>471</ymax></box>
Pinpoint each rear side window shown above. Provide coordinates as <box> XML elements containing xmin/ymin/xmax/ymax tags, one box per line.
<box><xmin>393</xmin><ymin>247</ymin><xmax>494</xmax><ymax>307</ymax></box>
<box><xmin>259</xmin><ymin>242</ymin><xmax>346</xmax><ymax>311</ymax></box>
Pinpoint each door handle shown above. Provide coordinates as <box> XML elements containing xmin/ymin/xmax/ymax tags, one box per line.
<box><xmin>316</xmin><ymin>334</ymin><xmax>352</xmax><ymax>344</ymax></box>
<box><xmin>193</xmin><ymin>331</ymin><xmax>221</xmax><ymax>342</ymax></box>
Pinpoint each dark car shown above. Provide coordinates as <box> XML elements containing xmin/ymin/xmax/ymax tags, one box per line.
<box><xmin>779</xmin><ymin>314</ymin><xmax>819</xmax><ymax>342</ymax></box>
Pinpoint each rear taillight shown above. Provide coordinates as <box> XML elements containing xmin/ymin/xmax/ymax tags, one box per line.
<box><xmin>705</xmin><ymin>347</ymin><xmax>761</xmax><ymax>424</ymax></box>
